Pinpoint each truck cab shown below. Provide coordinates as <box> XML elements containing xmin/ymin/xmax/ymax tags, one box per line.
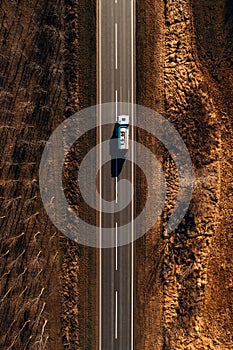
<box><xmin>117</xmin><ymin>115</ymin><xmax>129</xmax><ymax>150</ymax></box>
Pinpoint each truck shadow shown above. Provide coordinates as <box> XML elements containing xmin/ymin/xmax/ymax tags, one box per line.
<box><xmin>109</xmin><ymin>124</ymin><xmax>126</xmax><ymax>178</ymax></box>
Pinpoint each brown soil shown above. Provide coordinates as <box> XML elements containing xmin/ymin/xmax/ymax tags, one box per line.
<box><xmin>1</xmin><ymin>0</ymin><xmax>233</xmax><ymax>349</ymax></box>
<box><xmin>136</xmin><ymin>0</ymin><xmax>233</xmax><ymax>349</ymax></box>
<box><xmin>0</xmin><ymin>0</ymin><xmax>96</xmax><ymax>349</ymax></box>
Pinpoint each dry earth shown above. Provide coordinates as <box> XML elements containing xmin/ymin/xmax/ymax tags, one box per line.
<box><xmin>0</xmin><ymin>0</ymin><xmax>233</xmax><ymax>350</ymax></box>
<box><xmin>136</xmin><ymin>0</ymin><xmax>233</xmax><ymax>349</ymax></box>
<box><xmin>0</xmin><ymin>0</ymin><xmax>96</xmax><ymax>349</ymax></box>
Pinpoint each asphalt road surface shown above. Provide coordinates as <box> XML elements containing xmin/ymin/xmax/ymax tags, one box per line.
<box><xmin>97</xmin><ymin>0</ymin><xmax>135</xmax><ymax>349</ymax></box>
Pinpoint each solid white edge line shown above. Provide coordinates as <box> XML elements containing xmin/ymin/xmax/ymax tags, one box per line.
<box><xmin>98</xmin><ymin>1</ymin><xmax>102</xmax><ymax>350</ymax></box>
<box><xmin>116</xmin><ymin>172</ymin><xmax>118</xmax><ymax>203</ymax></box>
<box><xmin>115</xmin><ymin>89</ymin><xmax>118</xmax><ymax>121</ymax></box>
<box><xmin>115</xmin><ymin>290</ymin><xmax>118</xmax><ymax>339</ymax></box>
<box><xmin>116</xmin><ymin>222</ymin><xmax>118</xmax><ymax>270</ymax></box>
<box><xmin>115</xmin><ymin>22</ymin><xmax>118</xmax><ymax>70</ymax></box>
<box><xmin>131</xmin><ymin>1</ymin><xmax>135</xmax><ymax>350</ymax></box>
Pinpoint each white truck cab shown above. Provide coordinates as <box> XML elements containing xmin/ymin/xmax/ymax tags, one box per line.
<box><xmin>117</xmin><ymin>115</ymin><xmax>129</xmax><ymax>150</ymax></box>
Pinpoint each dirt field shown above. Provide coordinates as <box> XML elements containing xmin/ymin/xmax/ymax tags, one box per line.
<box><xmin>0</xmin><ymin>0</ymin><xmax>96</xmax><ymax>349</ymax></box>
<box><xmin>0</xmin><ymin>0</ymin><xmax>233</xmax><ymax>349</ymax></box>
<box><xmin>136</xmin><ymin>0</ymin><xmax>233</xmax><ymax>349</ymax></box>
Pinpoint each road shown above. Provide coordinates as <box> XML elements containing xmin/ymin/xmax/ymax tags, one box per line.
<box><xmin>97</xmin><ymin>0</ymin><xmax>135</xmax><ymax>349</ymax></box>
